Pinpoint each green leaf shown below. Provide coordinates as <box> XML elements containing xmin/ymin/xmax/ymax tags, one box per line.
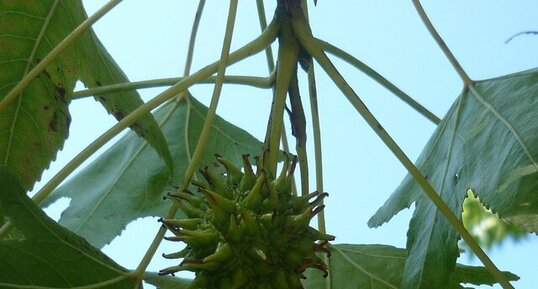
<box><xmin>46</xmin><ymin>96</ymin><xmax>265</xmax><ymax>248</ymax></box>
<box><xmin>0</xmin><ymin>166</ymin><xmax>137</xmax><ymax>288</ymax></box>
<box><xmin>143</xmin><ymin>272</ymin><xmax>192</xmax><ymax>289</ymax></box>
<box><xmin>302</xmin><ymin>244</ymin><xmax>518</xmax><ymax>289</ymax></box>
<box><xmin>0</xmin><ymin>0</ymin><xmax>172</xmax><ymax>191</ymax></box>
<box><xmin>78</xmin><ymin>27</ymin><xmax>174</xmax><ymax>172</ymax></box>
<box><xmin>0</xmin><ymin>1</ymin><xmax>74</xmax><ymax>190</ymax></box>
<box><xmin>368</xmin><ymin>68</ymin><xmax>538</xmax><ymax>288</ymax></box>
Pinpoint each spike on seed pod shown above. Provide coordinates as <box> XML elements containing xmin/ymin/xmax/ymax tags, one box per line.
<box><xmin>191</xmin><ymin>179</ymin><xmax>209</xmax><ymax>190</ymax></box>
<box><xmin>260</xmin><ymin>211</ymin><xmax>280</xmax><ymax>230</ymax></box>
<box><xmin>306</xmin><ymin>227</ymin><xmax>335</xmax><ymax>242</ymax></box>
<box><xmin>202</xmin><ymin>243</ymin><xmax>233</xmax><ymax>264</ymax></box>
<box><xmin>238</xmin><ymin>155</ymin><xmax>257</xmax><ymax>192</ymax></box>
<box><xmin>199</xmin><ymin>188</ymin><xmax>235</xmax><ymax>227</ymax></box>
<box><xmin>200</xmin><ymin>167</ymin><xmax>233</xmax><ymax>199</ymax></box>
<box><xmin>240</xmin><ymin>210</ymin><xmax>261</xmax><ymax>236</ymax></box>
<box><xmin>241</xmin><ymin>154</ymin><xmax>255</xmax><ymax>176</ymax></box>
<box><xmin>279</xmin><ymin>152</ymin><xmax>291</xmax><ymax>178</ymax></box>
<box><xmin>161</xmin><ymin>217</ymin><xmax>202</xmax><ymax>231</ymax></box>
<box><xmin>180</xmin><ymin>259</ymin><xmax>218</xmax><ymax>271</ymax></box>
<box><xmin>314</xmin><ymin>240</ymin><xmax>331</xmax><ymax>256</ymax></box>
<box><xmin>163</xmin><ymin>236</ymin><xmax>183</xmax><ymax>242</ymax></box>
<box><xmin>241</xmin><ymin>171</ymin><xmax>266</xmax><ymax>210</ymax></box>
<box><xmin>225</xmin><ymin>214</ymin><xmax>243</xmax><ymax>243</ymax></box>
<box><xmin>162</xmin><ymin>246</ymin><xmax>190</xmax><ymax>259</ymax></box>
<box><xmin>309</xmin><ymin>192</ymin><xmax>329</xmax><ymax>207</ymax></box>
<box><xmin>215</xmin><ymin>154</ymin><xmax>244</xmax><ymax>186</ymax></box>
<box><xmin>167</xmin><ymin>192</ymin><xmax>205</xmax><ymax>209</ymax></box>
<box><xmin>175</xmin><ymin>201</ymin><xmax>203</xmax><ymax>219</ymax></box>
<box><xmin>177</xmin><ymin>228</ymin><xmax>219</xmax><ymax>246</ymax></box>
<box><xmin>159</xmin><ymin>265</ymin><xmax>184</xmax><ymax>276</ymax></box>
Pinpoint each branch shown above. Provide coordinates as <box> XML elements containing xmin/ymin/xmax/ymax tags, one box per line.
<box><xmin>317</xmin><ymin>39</ymin><xmax>441</xmax><ymax>125</ymax></box>
<box><xmin>412</xmin><ymin>0</ymin><xmax>472</xmax><ymax>85</ymax></box>
<box><xmin>72</xmin><ymin>75</ymin><xmax>274</xmax><ymax>99</ymax></box>
<box><xmin>505</xmin><ymin>30</ymin><xmax>538</xmax><ymax>44</ymax></box>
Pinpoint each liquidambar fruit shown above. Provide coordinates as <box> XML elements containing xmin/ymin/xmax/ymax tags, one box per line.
<box><xmin>159</xmin><ymin>153</ymin><xmax>334</xmax><ymax>289</ymax></box>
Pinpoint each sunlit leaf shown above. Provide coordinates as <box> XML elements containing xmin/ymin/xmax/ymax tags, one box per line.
<box><xmin>302</xmin><ymin>244</ymin><xmax>518</xmax><ymax>289</ymax></box>
<box><xmin>462</xmin><ymin>190</ymin><xmax>527</xmax><ymax>249</ymax></box>
<box><xmin>0</xmin><ymin>0</ymin><xmax>172</xmax><ymax>192</ymax></box>
<box><xmin>46</xmin><ymin>96</ymin><xmax>265</xmax><ymax>248</ymax></box>
<box><xmin>368</xmin><ymin>68</ymin><xmax>538</xmax><ymax>288</ymax></box>
<box><xmin>0</xmin><ymin>166</ymin><xmax>137</xmax><ymax>288</ymax></box>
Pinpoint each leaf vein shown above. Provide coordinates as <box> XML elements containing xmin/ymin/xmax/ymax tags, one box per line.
<box><xmin>470</xmin><ymin>84</ymin><xmax>538</xmax><ymax>171</ymax></box>
<box><xmin>331</xmin><ymin>245</ymin><xmax>398</xmax><ymax>289</ymax></box>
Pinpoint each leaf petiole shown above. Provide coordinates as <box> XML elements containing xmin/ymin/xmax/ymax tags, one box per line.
<box><xmin>317</xmin><ymin>39</ymin><xmax>441</xmax><ymax>125</ymax></box>
<box><xmin>412</xmin><ymin>0</ymin><xmax>472</xmax><ymax>85</ymax></box>
<box><xmin>71</xmin><ymin>75</ymin><xmax>275</xmax><ymax>99</ymax></box>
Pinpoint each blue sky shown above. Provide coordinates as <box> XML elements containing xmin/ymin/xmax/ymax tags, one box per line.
<box><xmin>36</xmin><ymin>1</ymin><xmax>538</xmax><ymax>288</ymax></box>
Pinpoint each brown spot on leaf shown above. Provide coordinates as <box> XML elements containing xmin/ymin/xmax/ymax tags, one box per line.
<box><xmin>112</xmin><ymin>110</ymin><xmax>125</xmax><ymax>120</ymax></box>
<box><xmin>49</xmin><ymin>111</ymin><xmax>58</xmax><ymax>132</ymax></box>
<box><xmin>42</xmin><ymin>69</ymin><xmax>51</xmax><ymax>80</ymax></box>
<box><xmin>55</xmin><ymin>83</ymin><xmax>66</xmax><ymax>101</ymax></box>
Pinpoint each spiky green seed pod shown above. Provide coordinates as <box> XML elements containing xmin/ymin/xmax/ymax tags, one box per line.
<box><xmin>160</xmin><ymin>153</ymin><xmax>334</xmax><ymax>289</ymax></box>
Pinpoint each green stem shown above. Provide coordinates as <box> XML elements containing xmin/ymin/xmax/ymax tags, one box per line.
<box><xmin>288</xmin><ymin>74</ymin><xmax>309</xmax><ymax>196</ymax></box>
<box><xmin>0</xmin><ymin>0</ymin><xmax>124</xmax><ymax>112</ymax></box>
<box><xmin>183</xmin><ymin>0</ymin><xmax>206</xmax><ymax>77</ymax></box>
<box><xmin>318</xmin><ymin>39</ymin><xmax>441</xmax><ymax>125</ymax></box>
<box><xmin>308</xmin><ymin>64</ymin><xmax>327</xmax><ymax>234</ymax></box>
<box><xmin>265</xmin><ymin>18</ymin><xmax>299</xmax><ymax>175</ymax></box>
<box><xmin>301</xmin><ymin>0</ymin><xmax>327</xmax><ymax>234</ymax></box>
<box><xmin>290</xmin><ymin>10</ymin><xmax>514</xmax><ymax>289</ymax></box>
<box><xmin>412</xmin><ymin>0</ymin><xmax>472</xmax><ymax>85</ymax></box>
<box><xmin>183</xmin><ymin>94</ymin><xmax>194</xmax><ymax>165</ymax></box>
<box><xmin>0</xmin><ymin>17</ymin><xmax>279</xmax><ymax>240</ymax></box>
<box><xmin>71</xmin><ymin>75</ymin><xmax>274</xmax><ymax>99</ymax></box>
<box><xmin>257</xmin><ymin>0</ymin><xmax>299</xmax><ymax>195</ymax></box>
<box><xmin>134</xmin><ymin>0</ymin><xmax>240</xmax><ymax>275</ymax></box>
<box><xmin>256</xmin><ymin>0</ymin><xmax>276</xmax><ymax>72</ymax></box>
<box><xmin>180</xmin><ymin>0</ymin><xmax>206</xmax><ymax>168</ymax></box>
